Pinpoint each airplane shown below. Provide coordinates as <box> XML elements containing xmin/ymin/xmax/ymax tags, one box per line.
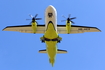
<box><xmin>2</xmin><ymin>5</ymin><xmax>101</xmax><ymax>66</ymax></box>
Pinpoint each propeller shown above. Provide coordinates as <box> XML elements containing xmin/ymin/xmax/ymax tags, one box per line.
<box><xmin>61</xmin><ymin>14</ymin><xmax>76</xmax><ymax>24</ymax></box>
<box><xmin>26</xmin><ymin>14</ymin><xmax>42</xmax><ymax>21</ymax></box>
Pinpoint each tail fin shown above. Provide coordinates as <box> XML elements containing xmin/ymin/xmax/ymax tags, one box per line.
<box><xmin>49</xmin><ymin>58</ymin><xmax>55</xmax><ymax>67</ymax></box>
<box><xmin>39</xmin><ymin>49</ymin><xmax>67</xmax><ymax>53</ymax></box>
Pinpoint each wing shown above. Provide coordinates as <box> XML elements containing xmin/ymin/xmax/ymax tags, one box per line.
<box><xmin>2</xmin><ymin>25</ymin><xmax>45</xmax><ymax>33</ymax></box>
<box><xmin>57</xmin><ymin>25</ymin><xmax>101</xmax><ymax>34</ymax></box>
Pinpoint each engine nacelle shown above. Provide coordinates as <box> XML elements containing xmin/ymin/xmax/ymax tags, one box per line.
<box><xmin>66</xmin><ymin>21</ymin><xmax>71</xmax><ymax>34</ymax></box>
<box><xmin>31</xmin><ymin>21</ymin><xmax>37</xmax><ymax>33</ymax></box>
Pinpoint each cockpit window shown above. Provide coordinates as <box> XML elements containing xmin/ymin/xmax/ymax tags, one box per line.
<box><xmin>48</xmin><ymin>13</ymin><xmax>53</xmax><ymax>18</ymax></box>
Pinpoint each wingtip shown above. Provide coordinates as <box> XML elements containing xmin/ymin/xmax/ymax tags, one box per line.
<box><xmin>99</xmin><ymin>30</ymin><xmax>101</xmax><ymax>32</ymax></box>
<box><xmin>2</xmin><ymin>26</ymin><xmax>8</xmax><ymax>31</ymax></box>
<box><xmin>97</xmin><ymin>28</ymin><xmax>101</xmax><ymax>32</ymax></box>
<box><xmin>2</xmin><ymin>28</ymin><xmax>6</xmax><ymax>31</ymax></box>
<box><xmin>99</xmin><ymin>29</ymin><xmax>101</xmax><ymax>32</ymax></box>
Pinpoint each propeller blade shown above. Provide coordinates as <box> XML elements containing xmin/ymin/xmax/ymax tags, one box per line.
<box><xmin>35</xmin><ymin>18</ymin><xmax>42</xmax><ymax>20</ymax></box>
<box><xmin>29</xmin><ymin>22</ymin><xmax>32</xmax><ymax>25</ymax></box>
<box><xmin>71</xmin><ymin>21</ymin><xmax>75</xmax><ymax>24</ymax></box>
<box><xmin>35</xmin><ymin>14</ymin><xmax>38</xmax><ymax>18</ymax></box>
<box><xmin>29</xmin><ymin>14</ymin><xmax>33</xmax><ymax>18</ymax></box>
<box><xmin>26</xmin><ymin>19</ymin><xmax>31</xmax><ymax>20</ymax></box>
<box><xmin>62</xmin><ymin>15</ymin><xmax>66</xmax><ymax>18</ymax></box>
<box><xmin>68</xmin><ymin>14</ymin><xmax>71</xmax><ymax>18</ymax></box>
<box><xmin>61</xmin><ymin>20</ymin><xmax>66</xmax><ymax>22</ymax></box>
<box><xmin>71</xmin><ymin>17</ymin><xmax>76</xmax><ymax>20</ymax></box>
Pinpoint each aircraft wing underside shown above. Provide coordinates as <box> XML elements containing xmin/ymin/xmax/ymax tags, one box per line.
<box><xmin>57</xmin><ymin>25</ymin><xmax>101</xmax><ymax>34</ymax></box>
<box><xmin>3</xmin><ymin>25</ymin><xmax>101</xmax><ymax>34</ymax></box>
<box><xmin>3</xmin><ymin>25</ymin><xmax>45</xmax><ymax>33</ymax></box>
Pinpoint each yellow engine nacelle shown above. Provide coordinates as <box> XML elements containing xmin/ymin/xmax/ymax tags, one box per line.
<box><xmin>66</xmin><ymin>21</ymin><xmax>71</xmax><ymax>34</ymax></box>
<box><xmin>31</xmin><ymin>22</ymin><xmax>37</xmax><ymax>33</ymax></box>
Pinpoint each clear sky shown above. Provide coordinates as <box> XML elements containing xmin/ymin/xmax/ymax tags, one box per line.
<box><xmin>0</xmin><ymin>0</ymin><xmax>105</xmax><ymax>70</ymax></box>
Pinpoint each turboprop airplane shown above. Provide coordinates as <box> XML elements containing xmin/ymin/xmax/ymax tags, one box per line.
<box><xmin>3</xmin><ymin>5</ymin><xmax>101</xmax><ymax>66</ymax></box>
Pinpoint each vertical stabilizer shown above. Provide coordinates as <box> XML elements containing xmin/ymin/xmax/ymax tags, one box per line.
<box><xmin>49</xmin><ymin>58</ymin><xmax>55</xmax><ymax>67</ymax></box>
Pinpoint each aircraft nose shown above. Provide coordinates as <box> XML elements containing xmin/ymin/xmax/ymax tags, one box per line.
<box><xmin>47</xmin><ymin>5</ymin><xmax>54</xmax><ymax>9</ymax></box>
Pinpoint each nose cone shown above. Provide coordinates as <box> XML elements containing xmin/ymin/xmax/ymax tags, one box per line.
<box><xmin>46</xmin><ymin>5</ymin><xmax>56</xmax><ymax>11</ymax></box>
<box><xmin>47</xmin><ymin>5</ymin><xmax>54</xmax><ymax>9</ymax></box>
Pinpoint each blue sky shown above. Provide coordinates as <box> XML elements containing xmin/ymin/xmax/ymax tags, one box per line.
<box><xmin>0</xmin><ymin>0</ymin><xmax>105</xmax><ymax>70</ymax></box>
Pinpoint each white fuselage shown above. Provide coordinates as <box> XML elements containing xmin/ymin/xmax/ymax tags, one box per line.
<box><xmin>45</xmin><ymin>5</ymin><xmax>57</xmax><ymax>31</ymax></box>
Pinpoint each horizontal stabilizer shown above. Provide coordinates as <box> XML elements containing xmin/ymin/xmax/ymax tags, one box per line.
<box><xmin>57</xmin><ymin>49</ymin><xmax>67</xmax><ymax>53</ymax></box>
<box><xmin>39</xmin><ymin>49</ymin><xmax>67</xmax><ymax>53</ymax></box>
<box><xmin>39</xmin><ymin>49</ymin><xmax>46</xmax><ymax>53</ymax></box>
